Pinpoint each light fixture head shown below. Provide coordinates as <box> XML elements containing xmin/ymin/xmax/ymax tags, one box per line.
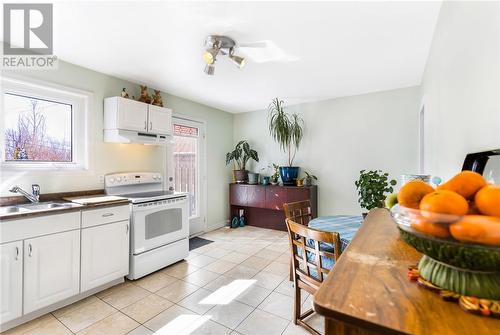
<box><xmin>204</xmin><ymin>64</ymin><xmax>215</xmax><ymax>75</ymax></box>
<box><xmin>203</xmin><ymin>44</ymin><xmax>220</xmax><ymax>65</ymax></box>
<box><xmin>229</xmin><ymin>48</ymin><xmax>246</xmax><ymax>68</ymax></box>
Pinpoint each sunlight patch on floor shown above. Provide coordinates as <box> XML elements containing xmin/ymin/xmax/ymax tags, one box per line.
<box><xmin>153</xmin><ymin>314</ymin><xmax>211</xmax><ymax>335</ymax></box>
<box><xmin>200</xmin><ymin>279</ymin><xmax>256</xmax><ymax>305</ymax></box>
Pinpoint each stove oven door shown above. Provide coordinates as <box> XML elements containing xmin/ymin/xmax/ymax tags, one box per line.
<box><xmin>131</xmin><ymin>197</ymin><xmax>188</xmax><ymax>255</ymax></box>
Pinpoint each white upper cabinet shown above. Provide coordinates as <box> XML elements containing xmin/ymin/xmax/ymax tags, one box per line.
<box><xmin>104</xmin><ymin>97</ymin><xmax>172</xmax><ymax>135</ymax></box>
<box><xmin>23</xmin><ymin>230</ymin><xmax>80</xmax><ymax>314</ymax></box>
<box><xmin>148</xmin><ymin>104</ymin><xmax>172</xmax><ymax>134</ymax></box>
<box><xmin>0</xmin><ymin>241</ymin><xmax>23</xmax><ymax>324</ymax></box>
<box><xmin>81</xmin><ymin>220</ymin><xmax>129</xmax><ymax>292</ymax></box>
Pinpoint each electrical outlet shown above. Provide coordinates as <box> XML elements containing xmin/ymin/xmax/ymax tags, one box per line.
<box><xmin>98</xmin><ymin>175</ymin><xmax>105</xmax><ymax>184</ymax></box>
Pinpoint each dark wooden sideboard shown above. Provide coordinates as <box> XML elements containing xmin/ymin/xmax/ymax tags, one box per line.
<box><xmin>229</xmin><ymin>183</ymin><xmax>317</xmax><ymax>231</ymax></box>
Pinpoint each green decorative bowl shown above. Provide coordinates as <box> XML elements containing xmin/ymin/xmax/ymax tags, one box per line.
<box><xmin>391</xmin><ymin>205</ymin><xmax>500</xmax><ymax>299</ymax></box>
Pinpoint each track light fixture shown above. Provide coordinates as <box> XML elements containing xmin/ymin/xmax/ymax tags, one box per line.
<box><xmin>203</xmin><ymin>35</ymin><xmax>246</xmax><ymax>75</ymax></box>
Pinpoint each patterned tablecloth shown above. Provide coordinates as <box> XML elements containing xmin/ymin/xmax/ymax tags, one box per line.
<box><xmin>308</xmin><ymin>215</ymin><xmax>363</xmax><ymax>252</ymax></box>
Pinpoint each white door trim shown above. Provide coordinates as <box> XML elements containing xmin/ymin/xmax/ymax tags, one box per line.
<box><xmin>419</xmin><ymin>95</ymin><xmax>427</xmax><ymax>174</ymax></box>
<box><xmin>166</xmin><ymin>114</ymin><xmax>207</xmax><ymax>236</ymax></box>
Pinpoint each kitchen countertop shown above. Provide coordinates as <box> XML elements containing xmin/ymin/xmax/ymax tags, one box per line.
<box><xmin>313</xmin><ymin>208</ymin><xmax>500</xmax><ymax>334</ymax></box>
<box><xmin>0</xmin><ymin>190</ymin><xmax>130</xmax><ymax>221</ymax></box>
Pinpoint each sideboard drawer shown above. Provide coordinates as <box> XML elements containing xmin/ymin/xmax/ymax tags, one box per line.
<box><xmin>81</xmin><ymin>205</ymin><xmax>130</xmax><ymax>228</ymax></box>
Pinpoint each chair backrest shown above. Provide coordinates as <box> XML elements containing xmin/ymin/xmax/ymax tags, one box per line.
<box><xmin>285</xmin><ymin>218</ymin><xmax>341</xmax><ymax>294</ymax></box>
<box><xmin>283</xmin><ymin>200</ymin><xmax>313</xmax><ymax>226</ymax></box>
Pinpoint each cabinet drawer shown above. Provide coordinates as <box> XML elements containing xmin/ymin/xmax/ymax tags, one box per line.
<box><xmin>81</xmin><ymin>205</ymin><xmax>129</xmax><ymax>228</ymax></box>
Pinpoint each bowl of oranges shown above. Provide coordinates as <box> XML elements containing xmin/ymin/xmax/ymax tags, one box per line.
<box><xmin>390</xmin><ymin>171</ymin><xmax>500</xmax><ymax>299</ymax></box>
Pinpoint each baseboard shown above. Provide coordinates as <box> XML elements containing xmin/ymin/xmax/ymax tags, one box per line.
<box><xmin>206</xmin><ymin>220</ymin><xmax>229</xmax><ymax>232</ymax></box>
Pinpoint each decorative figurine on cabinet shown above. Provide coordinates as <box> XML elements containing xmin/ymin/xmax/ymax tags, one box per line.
<box><xmin>138</xmin><ymin>85</ymin><xmax>152</xmax><ymax>104</ymax></box>
<box><xmin>151</xmin><ymin>90</ymin><xmax>164</xmax><ymax>107</ymax></box>
<box><xmin>121</xmin><ymin>88</ymin><xmax>130</xmax><ymax>99</ymax></box>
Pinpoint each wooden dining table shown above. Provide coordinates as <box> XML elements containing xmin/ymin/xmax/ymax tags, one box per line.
<box><xmin>313</xmin><ymin>208</ymin><xmax>500</xmax><ymax>335</ymax></box>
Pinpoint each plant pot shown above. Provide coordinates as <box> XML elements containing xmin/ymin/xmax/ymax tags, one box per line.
<box><xmin>248</xmin><ymin>172</ymin><xmax>259</xmax><ymax>185</ymax></box>
<box><xmin>279</xmin><ymin>166</ymin><xmax>300</xmax><ymax>186</ymax></box>
<box><xmin>261</xmin><ymin>176</ymin><xmax>270</xmax><ymax>185</ymax></box>
<box><xmin>304</xmin><ymin>178</ymin><xmax>312</xmax><ymax>186</ymax></box>
<box><xmin>234</xmin><ymin>170</ymin><xmax>248</xmax><ymax>183</ymax></box>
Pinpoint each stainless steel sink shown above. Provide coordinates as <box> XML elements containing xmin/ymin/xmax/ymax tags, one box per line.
<box><xmin>21</xmin><ymin>202</ymin><xmax>74</xmax><ymax>211</ymax></box>
<box><xmin>0</xmin><ymin>206</ymin><xmax>29</xmax><ymax>215</ymax></box>
<box><xmin>0</xmin><ymin>202</ymin><xmax>82</xmax><ymax>217</ymax></box>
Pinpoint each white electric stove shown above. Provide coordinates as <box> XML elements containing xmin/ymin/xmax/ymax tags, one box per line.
<box><xmin>105</xmin><ymin>172</ymin><xmax>189</xmax><ymax>280</ymax></box>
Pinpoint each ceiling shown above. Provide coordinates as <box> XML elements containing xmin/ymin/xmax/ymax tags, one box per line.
<box><xmin>52</xmin><ymin>1</ymin><xmax>442</xmax><ymax>113</ymax></box>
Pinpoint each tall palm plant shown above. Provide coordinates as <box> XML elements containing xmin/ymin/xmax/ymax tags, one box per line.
<box><xmin>268</xmin><ymin>98</ymin><xmax>304</xmax><ymax>166</ymax></box>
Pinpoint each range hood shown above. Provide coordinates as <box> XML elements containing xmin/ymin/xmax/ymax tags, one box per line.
<box><xmin>104</xmin><ymin>129</ymin><xmax>172</xmax><ymax>145</ymax></box>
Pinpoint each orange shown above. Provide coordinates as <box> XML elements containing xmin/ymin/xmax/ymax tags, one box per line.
<box><xmin>475</xmin><ymin>185</ymin><xmax>500</xmax><ymax>217</ymax></box>
<box><xmin>397</xmin><ymin>180</ymin><xmax>434</xmax><ymax>209</ymax></box>
<box><xmin>419</xmin><ymin>190</ymin><xmax>469</xmax><ymax>217</ymax></box>
<box><xmin>450</xmin><ymin>215</ymin><xmax>500</xmax><ymax>246</ymax></box>
<box><xmin>411</xmin><ymin>218</ymin><xmax>450</xmax><ymax>238</ymax></box>
<box><xmin>437</xmin><ymin>171</ymin><xmax>487</xmax><ymax>200</ymax></box>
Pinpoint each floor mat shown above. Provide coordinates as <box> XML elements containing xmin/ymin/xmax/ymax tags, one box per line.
<box><xmin>189</xmin><ymin>236</ymin><xmax>214</xmax><ymax>251</ymax></box>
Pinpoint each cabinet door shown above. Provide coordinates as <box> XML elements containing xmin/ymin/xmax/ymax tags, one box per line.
<box><xmin>81</xmin><ymin>220</ymin><xmax>130</xmax><ymax>292</ymax></box>
<box><xmin>148</xmin><ymin>105</ymin><xmax>172</xmax><ymax>135</ymax></box>
<box><xmin>230</xmin><ymin>184</ymin><xmax>247</xmax><ymax>206</ymax></box>
<box><xmin>287</xmin><ymin>187</ymin><xmax>310</xmax><ymax>203</ymax></box>
<box><xmin>24</xmin><ymin>230</ymin><xmax>80</xmax><ymax>314</ymax></box>
<box><xmin>247</xmin><ymin>185</ymin><xmax>265</xmax><ymax>208</ymax></box>
<box><xmin>0</xmin><ymin>241</ymin><xmax>23</xmax><ymax>324</ymax></box>
<box><xmin>265</xmin><ymin>186</ymin><xmax>288</xmax><ymax>210</ymax></box>
<box><xmin>117</xmin><ymin>98</ymin><xmax>148</xmax><ymax>132</ymax></box>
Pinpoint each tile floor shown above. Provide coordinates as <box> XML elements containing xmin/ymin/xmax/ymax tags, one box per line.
<box><xmin>3</xmin><ymin>226</ymin><xmax>324</xmax><ymax>335</ymax></box>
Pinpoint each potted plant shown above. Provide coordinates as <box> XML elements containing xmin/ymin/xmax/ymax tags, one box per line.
<box><xmin>354</xmin><ymin>170</ymin><xmax>397</xmax><ymax>218</ymax></box>
<box><xmin>270</xmin><ymin>163</ymin><xmax>280</xmax><ymax>185</ymax></box>
<box><xmin>226</xmin><ymin>140</ymin><xmax>259</xmax><ymax>183</ymax></box>
<box><xmin>303</xmin><ymin>171</ymin><xmax>318</xmax><ymax>186</ymax></box>
<box><xmin>268</xmin><ymin>98</ymin><xmax>304</xmax><ymax>185</ymax></box>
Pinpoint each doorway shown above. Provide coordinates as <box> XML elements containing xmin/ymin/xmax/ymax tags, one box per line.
<box><xmin>167</xmin><ymin>116</ymin><xmax>206</xmax><ymax>236</ymax></box>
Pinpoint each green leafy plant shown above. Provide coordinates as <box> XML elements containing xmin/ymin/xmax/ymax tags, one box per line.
<box><xmin>303</xmin><ymin>171</ymin><xmax>318</xmax><ymax>181</ymax></box>
<box><xmin>268</xmin><ymin>98</ymin><xmax>304</xmax><ymax>166</ymax></box>
<box><xmin>271</xmin><ymin>163</ymin><xmax>280</xmax><ymax>182</ymax></box>
<box><xmin>354</xmin><ymin>170</ymin><xmax>397</xmax><ymax>211</ymax></box>
<box><xmin>225</xmin><ymin>140</ymin><xmax>259</xmax><ymax>170</ymax></box>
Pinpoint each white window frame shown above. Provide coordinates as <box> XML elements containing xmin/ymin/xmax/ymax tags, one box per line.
<box><xmin>1</xmin><ymin>75</ymin><xmax>90</xmax><ymax>171</ymax></box>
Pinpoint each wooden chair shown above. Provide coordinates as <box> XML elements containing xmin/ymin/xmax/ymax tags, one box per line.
<box><xmin>283</xmin><ymin>200</ymin><xmax>313</xmax><ymax>280</ymax></box>
<box><xmin>285</xmin><ymin>218</ymin><xmax>342</xmax><ymax>335</ymax></box>
<box><xmin>283</xmin><ymin>200</ymin><xmax>313</xmax><ymax>226</ymax></box>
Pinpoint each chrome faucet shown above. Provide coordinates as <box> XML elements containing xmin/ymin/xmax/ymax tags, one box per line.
<box><xmin>9</xmin><ymin>184</ymin><xmax>40</xmax><ymax>203</ymax></box>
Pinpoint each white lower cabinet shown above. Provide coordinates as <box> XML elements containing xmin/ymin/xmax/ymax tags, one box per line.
<box><xmin>0</xmin><ymin>241</ymin><xmax>23</xmax><ymax>324</ymax></box>
<box><xmin>23</xmin><ymin>230</ymin><xmax>80</xmax><ymax>314</ymax></box>
<box><xmin>81</xmin><ymin>220</ymin><xmax>130</xmax><ymax>291</ymax></box>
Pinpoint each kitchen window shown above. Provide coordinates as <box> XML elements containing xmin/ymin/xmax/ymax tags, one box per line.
<box><xmin>1</xmin><ymin>76</ymin><xmax>90</xmax><ymax>170</ymax></box>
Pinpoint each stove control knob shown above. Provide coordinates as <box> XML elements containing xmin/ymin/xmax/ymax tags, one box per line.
<box><xmin>156</xmin><ymin>175</ymin><xmax>162</xmax><ymax>180</ymax></box>
<box><xmin>109</xmin><ymin>177</ymin><xmax>115</xmax><ymax>184</ymax></box>
<box><xmin>116</xmin><ymin>177</ymin><xmax>122</xmax><ymax>182</ymax></box>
